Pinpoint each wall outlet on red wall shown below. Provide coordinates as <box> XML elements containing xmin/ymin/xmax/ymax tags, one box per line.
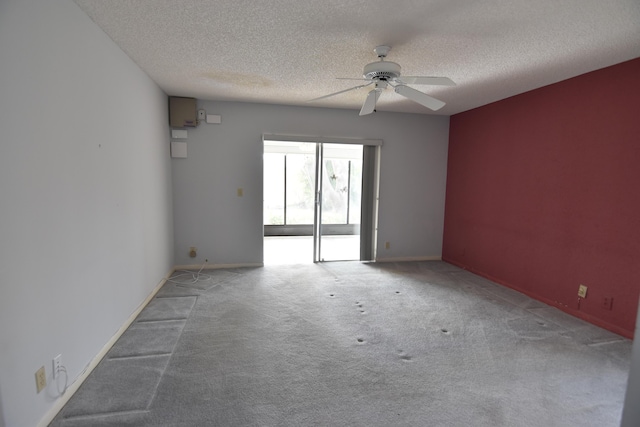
<box><xmin>602</xmin><ymin>297</ymin><xmax>614</xmax><ymax>310</ymax></box>
<box><xmin>577</xmin><ymin>285</ymin><xmax>588</xmax><ymax>298</ymax></box>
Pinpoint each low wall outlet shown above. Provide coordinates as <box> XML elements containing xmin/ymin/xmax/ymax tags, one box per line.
<box><xmin>198</xmin><ymin>109</ymin><xmax>206</xmax><ymax>120</ymax></box>
<box><xmin>577</xmin><ymin>284</ymin><xmax>588</xmax><ymax>298</ymax></box>
<box><xmin>35</xmin><ymin>366</ymin><xmax>46</xmax><ymax>393</ymax></box>
<box><xmin>189</xmin><ymin>247</ymin><xmax>197</xmax><ymax>258</ymax></box>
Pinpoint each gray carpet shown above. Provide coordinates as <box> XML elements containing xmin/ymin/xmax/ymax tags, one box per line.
<box><xmin>49</xmin><ymin>261</ymin><xmax>631</xmax><ymax>426</ymax></box>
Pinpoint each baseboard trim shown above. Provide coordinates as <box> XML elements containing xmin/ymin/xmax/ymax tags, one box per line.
<box><xmin>38</xmin><ymin>268</ymin><xmax>175</xmax><ymax>427</ymax></box>
<box><xmin>375</xmin><ymin>255</ymin><xmax>442</xmax><ymax>263</ymax></box>
<box><xmin>174</xmin><ymin>262</ymin><xmax>263</xmax><ymax>270</ymax></box>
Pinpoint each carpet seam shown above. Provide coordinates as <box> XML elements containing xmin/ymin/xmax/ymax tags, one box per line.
<box><xmin>129</xmin><ymin>319</ymin><xmax>187</xmax><ymax>326</ymax></box>
<box><xmin>136</xmin><ymin>317</ymin><xmax>190</xmax><ymax>323</ymax></box>
<box><xmin>142</xmin><ymin>295</ymin><xmax>194</xmax><ymax>410</ymax></box>
<box><xmin>107</xmin><ymin>352</ymin><xmax>174</xmax><ymax>361</ymax></box>
<box><xmin>62</xmin><ymin>409</ymin><xmax>149</xmax><ymax>421</ymax></box>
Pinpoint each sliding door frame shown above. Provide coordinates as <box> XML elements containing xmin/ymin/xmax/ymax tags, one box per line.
<box><xmin>360</xmin><ymin>145</ymin><xmax>380</xmax><ymax>261</ymax></box>
<box><xmin>263</xmin><ymin>134</ymin><xmax>382</xmax><ymax>262</ymax></box>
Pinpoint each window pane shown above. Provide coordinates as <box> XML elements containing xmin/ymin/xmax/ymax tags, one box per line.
<box><xmin>321</xmin><ymin>144</ymin><xmax>363</xmax><ymax>226</ymax></box>
<box><xmin>286</xmin><ymin>153</ymin><xmax>315</xmax><ymax>224</ymax></box>
<box><xmin>349</xmin><ymin>159</ymin><xmax>362</xmax><ymax>225</ymax></box>
<box><xmin>264</xmin><ymin>153</ymin><xmax>284</xmax><ymax>225</ymax></box>
<box><xmin>322</xmin><ymin>158</ymin><xmax>350</xmax><ymax>224</ymax></box>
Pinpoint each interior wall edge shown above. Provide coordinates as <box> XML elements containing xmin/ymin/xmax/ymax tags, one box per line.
<box><xmin>443</xmin><ymin>256</ymin><xmax>634</xmax><ymax>339</ymax></box>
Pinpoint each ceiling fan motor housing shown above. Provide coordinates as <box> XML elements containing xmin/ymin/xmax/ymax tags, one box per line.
<box><xmin>363</xmin><ymin>61</ymin><xmax>401</xmax><ymax>80</ymax></box>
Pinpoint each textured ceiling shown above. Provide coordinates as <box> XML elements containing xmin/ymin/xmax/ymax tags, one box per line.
<box><xmin>74</xmin><ymin>0</ymin><xmax>640</xmax><ymax>115</ymax></box>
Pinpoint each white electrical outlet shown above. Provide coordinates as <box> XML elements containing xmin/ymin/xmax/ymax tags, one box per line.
<box><xmin>35</xmin><ymin>366</ymin><xmax>47</xmax><ymax>393</ymax></box>
<box><xmin>53</xmin><ymin>354</ymin><xmax>62</xmax><ymax>379</ymax></box>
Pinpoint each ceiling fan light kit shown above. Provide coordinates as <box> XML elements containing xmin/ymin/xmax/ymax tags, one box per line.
<box><xmin>310</xmin><ymin>45</ymin><xmax>455</xmax><ymax>116</ymax></box>
<box><xmin>362</xmin><ymin>60</ymin><xmax>401</xmax><ymax>80</ymax></box>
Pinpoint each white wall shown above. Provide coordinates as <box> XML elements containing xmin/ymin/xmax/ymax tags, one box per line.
<box><xmin>172</xmin><ymin>101</ymin><xmax>449</xmax><ymax>266</ymax></box>
<box><xmin>0</xmin><ymin>1</ymin><xmax>174</xmax><ymax>426</ymax></box>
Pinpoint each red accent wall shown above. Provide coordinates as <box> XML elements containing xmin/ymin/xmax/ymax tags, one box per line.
<box><xmin>443</xmin><ymin>58</ymin><xmax>640</xmax><ymax>338</ymax></box>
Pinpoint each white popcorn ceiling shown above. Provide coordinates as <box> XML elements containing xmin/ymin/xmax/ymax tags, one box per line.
<box><xmin>73</xmin><ymin>0</ymin><xmax>640</xmax><ymax>115</ymax></box>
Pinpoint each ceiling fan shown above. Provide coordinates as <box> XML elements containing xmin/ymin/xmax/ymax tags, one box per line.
<box><xmin>310</xmin><ymin>45</ymin><xmax>455</xmax><ymax>116</ymax></box>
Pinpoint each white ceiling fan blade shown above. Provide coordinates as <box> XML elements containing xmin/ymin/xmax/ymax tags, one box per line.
<box><xmin>359</xmin><ymin>89</ymin><xmax>381</xmax><ymax>116</ymax></box>
<box><xmin>394</xmin><ymin>85</ymin><xmax>445</xmax><ymax>111</ymax></box>
<box><xmin>396</xmin><ymin>76</ymin><xmax>455</xmax><ymax>86</ymax></box>
<box><xmin>308</xmin><ymin>82</ymin><xmax>373</xmax><ymax>102</ymax></box>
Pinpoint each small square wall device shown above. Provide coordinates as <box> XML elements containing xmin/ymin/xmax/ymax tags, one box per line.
<box><xmin>170</xmin><ymin>141</ymin><xmax>187</xmax><ymax>158</ymax></box>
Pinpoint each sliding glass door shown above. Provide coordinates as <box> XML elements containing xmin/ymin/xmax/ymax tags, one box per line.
<box><xmin>313</xmin><ymin>143</ymin><xmax>363</xmax><ymax>262</ymax></box>
<box><xmin>264</xmin><ymin>137</ymin><xmax>379</xmax><ymax>263</ymax></box>
<box><xmin>263</xmin><ymin>142</ymin><xmax>316</xmax><ymax>235</ymax></box>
